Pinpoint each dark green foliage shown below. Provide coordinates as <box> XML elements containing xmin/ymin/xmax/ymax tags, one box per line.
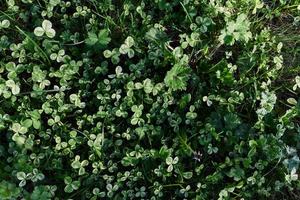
<box><xmin>0</xmin><ymin>0</ymin><xmax>300</xmax><ymax>199</ymax></box>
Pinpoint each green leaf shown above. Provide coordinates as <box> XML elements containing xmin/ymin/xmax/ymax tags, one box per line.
<box><xmin>98</xmin><ymin>29</ymin><xmax>111</xmax><ymax>46</ymax></box>
<box><xmin>143</xmin><ymin>79</ymin><xmax>153</xmax><ymax>94</ymax></box>
<box><xmin>72</xmin><ymin>181</ymin><xmax>80</xmax><ymax>190</ymax></box>
<box><xmin>1</xmin><ymin>20</ymin><xmax>10</xmax><ymax>28</ymax></box>
<box><xmin>164</xmin><ymin>64</ymin><xmax>191</xmax><ymax>91</ymax></box>
<box><xmin>219</xmin><ymin>14</ymin><xmax>252</xmax><ymax>45</ymax></box>
<box><xmin>287</xmin><ymin>98</ymin><xmax>297</xmax><ymax>105</ymax></box>
<box><xmin>12</xmin><ymin>134</ymin><xmax>26</xmax><ymax>146</ymax></box>
<box><xmin>85</xmin><ymin>32</ymin><xmax>98</xmax><ymax>46</ymax></box>
<box><xmin>5</xmin><ymin>79</ymin><xmax>15</xmax><ymax>88</ymax></box>
<box><xmin>42</xmin><ymin>20</ymin><xmax>52</xmax><ymax>30</ymax></box>
<box><xmin>127</xmin><ymin>49</ymin><xmax>135</xmax><ymax>58</ymax></box>
<box><xmin>21</xmin><ymin>119</ymin><xmax>32</xmax><ymax>128</ymax></box>
<box><xmin>103</xmin><ymin>50</ymin><xmax>112</xmax><ymax>58</ymax></box>
<box><xmin>64</xmin><ymin>184</ymin><xmax>73</xmax><ymax>193</ymax></box>
<box><xmin>32</xmin><ymin>119</ymin><xmax>41</xmax><ymax>129</ymax></box>
<box><xmin>125</xmin><ymin>36</ymin><xmax>135</xmax><ymax>48</ymax></box>
<box><xmin>11</xmin><ymin>84</ymin><xmax>20</xmax><ymax>95</ymax></box>
<box><xmin>86</xmin><ymin>29</ymin><xmax>110</xmax><ymax>46</ymax></box>
<box><xmin>183</xmin><ymin>172</ymin><xmax>193</xmax><ymax>179</ymax></box>
<box><xmin>166</xmin><ymin>157</ymin><xmax>173</xmax><ymax>165</ymax></box>
<box><xmin>31</xmin><ymin>110</ymin><xmax>41</xmax><ymax>119</ymax></box>
<box><xmin>167</xmin><ymin>164</ymin><xmax>173</xmax><ymax>172</ymax></box>
<box><xmin>71</xmin><ymin>160</ymin><xmax>81</xmax><ymax>169</ymax></box>
<box><xmin>119</xmin><ymin>44</ymin><xmax>128</xmax><ymax>54</ymax></box>
<box><xmin>16</xmin><ymin>172</ymin><xmax>26</xmax><ymax>180</ymax></box>
<box><xmin>6</xmin><ymin>62</ymin><xmax>16</xmax><ymax>71</ymax></box>
<box><xmin>78</xmin><ymin>167</ymin><xmax>85</xmax><ymax>175</ymax></box>
<box><xmin>19</xmin><ymin>126</ymin><xmax>28</xmax><ymax>134</ymax></box>
<box><xmin>49</xmin><ymin>0</ymin><xmax>60</xmax><ymax>6</ymax></box>
<box><xmin>19</xmin><ymin>180</ymin><xmax>26</xmax><ymax>187</ymax></box>
<box><xmin>131</xmin><ymin>117</ymin><xmax>139</xmax><ymax>125</ymax></box>
<box><xmin>252</xmin><ymin>0</ymin><xmax>264</xmax><ymax>14</ymax></box>
<box><xmin>34</xmin><ymin>27</ymin><xmax>45</xmax><ymax>37</ymax></box>
<box><xmin>45</xmin><ymin>29</ymin><xmax>56</xmax><ymax>38</ymax></box>
<box><xmin>11</xmin><ymin>123</ymin><xmax>21</xmax><ymax>133</ymax></box>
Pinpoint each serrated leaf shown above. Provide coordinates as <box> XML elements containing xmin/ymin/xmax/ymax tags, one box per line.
<box><xmin>164</xmin><ymin>64</ymin><xmax>191</xmax><ymax>91</ymax></box>
<box><xmin>98</xmin><ymin>29</ymin><xmax>111</xmax><ymax>46</ymax></box>
<box><xmin>85</xmin><ymin>32</ymin><xmax>98</xmax><ymax>46</ymax></box>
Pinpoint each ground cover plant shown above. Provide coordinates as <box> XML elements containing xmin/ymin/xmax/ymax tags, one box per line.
<box><xmin>0</xmin><ymin>0</ymin><xmax>300</xmax><ymax>199</ymax></box>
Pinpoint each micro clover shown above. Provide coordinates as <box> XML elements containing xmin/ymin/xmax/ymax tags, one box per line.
<box><xmin>64</xmin><ymin>177</ymin><xmax>80</xmax><ymax>193</ymax></box>
<box><xmin>34</xmin><ymin>20</ymin><xmax>56</xmax><ymax>38</ymax></box>
<box><xmin>16</xmin><ymin>172</ymin><xmax>28</xmax><ymax>187</ymax></box>
<box><xmin>6</xmin><ymin>79</ymin><xmax>20</xmax><ymax>95</ymax></box>
<box><xmin>119</xmin><ymin>36</ymin><xmax>135</xmax><ymax>58</ymax></box>
<box><xmin>166</xmin><ymin>156</ymin><xmax>179</xmax><ymax>172</ymax></box>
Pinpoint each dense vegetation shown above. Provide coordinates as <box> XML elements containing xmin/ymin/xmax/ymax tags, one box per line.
<box><xmin>0</xmin><ymin>0</ymin><xmax>300</xmax><ymax>199</ymax></box>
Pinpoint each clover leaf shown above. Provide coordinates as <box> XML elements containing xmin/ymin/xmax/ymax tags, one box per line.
<box><xmin>64</xmin><ymin>177</ymin><xmax>80</xmax><ymax>193</ymax></box>
<box><xmin>166</xmin><ymin>156</ymin><xmax>179</xmax><ymax>172</ymax></box>
<box><xmin>16</xmin><ymin>172</ymin><xmax>27</xmax><ymax>187</ymax></box>
<box><xmin>34</xmin><ymin>20</ymin><xmax>56</xmax><ymax>38</ymax></box>
<box><xmin>0</xmin><ymin>20</ymin><xmax>10</xmax><ymax>29</ymax></box>
<box><xmin>219</xmin><ymin>14</ymin><xmax>252</xmax><ymax>45</ymax></box>
<box><xmin>119</xmin><ymin>36</ymin><xmax>135</xmax><ymax>58</ymax></box>
<box><xmin>5</xmin><ymin>80</ymin><xmax>20</xmax><ymax>95</ymax></box>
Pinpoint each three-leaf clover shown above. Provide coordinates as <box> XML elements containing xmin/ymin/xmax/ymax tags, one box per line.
<box><xmin>195</xmin><ymin>17</ymin><xmax>213</xmax><ymax>33</ymax></box>
<box><xmin>71</xmin><ymin>155</ymin><xmax>89</xmax><ymax>175</ymax></box>
<box><xmin>16</xmin><ymin>172</ymin><xmax>28</xmax><ymax>187</ymax></box>
<box><xmin>131</xmin><ymin>105</ymin><xmax>144</xmax><ymax>125</ymax></box>
<box><xmin>34</xmin><ymin>20</ymin><xmax>56</xmax><ymax>38</ymax></box>
<box><xmin>186</xmin><ymin>105</ymin><xmax>197</xmax><ymax>120</ymax></box>
<box><xmin>219</xmin><ymin>14</ymin><xmax>252</xmax><ymax>45</ymax></box>
<box><xmin>166</xmin><ymin>156</ymin><xmax>179</xmax><ymax>172</ymax></box>
<box><xmin>50</xmin><ymin>49</ymin><xmax>65</xmax><ymax>62</ymax></box>
<box><xmin>119</xmin><ymin>36</ymin><xmax>135</xmax><ymax>58</ymax></box>
<box><xmin>5</xmin><ymin>80</ymin><xmax>20</xmax><ymax>95</ymax></box>
<box><xmin>207</xmin><ymin>144</ymin><xmax>218</xmax><ymax>154</ymax></box>
<box><xmin>11</xmin><ymin>124</ymin><xmax>27</xmax><ymax>146</ymax></box>
<box><xmin>64</xmin><ymin>177</ymin><xmax>80</xmax><ymax>193</ymax></box>
<box><xmin>5</xmin><ymin>62</ymin><xmax>20</xmax><ymax>80</ymax></box>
